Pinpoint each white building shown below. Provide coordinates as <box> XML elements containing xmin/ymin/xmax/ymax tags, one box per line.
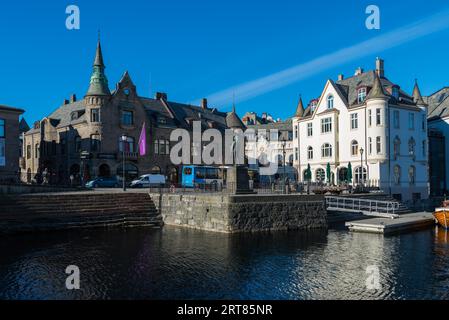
<box><xmin>292</xmin><ymin>58</ymin><xmax>428</xmax><ymax>201</ymax></box>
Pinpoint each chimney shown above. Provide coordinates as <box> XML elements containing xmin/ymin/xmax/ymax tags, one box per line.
<box><xmin>376</xmin><ymin>57</ymin><xmax>384</xmax><ymax>78</ymax></box>
<box><xmin>338</xmin><ymin>74</ymin><xmax>344</xmax><ymax>81</ymax></box>
<box><xmin>63</xmin><ymin>99</ymin><xmax>69</xmax><ymax>105</ymax></box>
<box><xmin>262</xmin><ymin>113</ymin><xmax>267</xmax><ymax>119</ymax></box>
<box><xmin>70</xmin><ymin>94</ymin><xmax>77</xmax><ymax>103</ymax></box>
<box><xmin>201</xmin><ymin>98</ymin><xmax>208</xmax><ymax>109</ymax></box>
<box><xmin>355</xmin><ymin>67</ymin><xmax>364</xmax><ymax>76</ymax></box>
<box><xmin>155</xmin><ymin>92</ymin><xmax>168</xmax><ymax>100</ymax></box>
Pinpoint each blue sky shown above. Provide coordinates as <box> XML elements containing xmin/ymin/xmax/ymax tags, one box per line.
<box><xmin>1</xmin><ymin>0</ymin><xmax>449</xmax><ymax>124</ymax></box>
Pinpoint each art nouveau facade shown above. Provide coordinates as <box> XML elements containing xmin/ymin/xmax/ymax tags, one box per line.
<box><xmin>292</xmin><ymin>59</ymin><xmax>429</xmax><ymax>201</ymax></box>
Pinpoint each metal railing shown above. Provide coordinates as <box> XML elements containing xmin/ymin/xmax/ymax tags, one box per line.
<box><xmin>325</xmin><ymin>196</ymin><xmax>400</xmax><ymax>217</ymax></box>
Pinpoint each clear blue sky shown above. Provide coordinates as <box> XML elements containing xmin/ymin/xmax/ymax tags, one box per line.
<box><xmin>1</xmin><ymin>0</ymin><xmax>449</xmax><ymax>124</ymax></box>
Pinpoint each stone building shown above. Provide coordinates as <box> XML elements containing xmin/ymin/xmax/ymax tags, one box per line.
<box><xmin>0</xmin><ymin>105</ymin><xmax>25</xmax><ymax>182</ymax></box>
<box><xmin>22</xmin><ymin>40</ymin><xmax>230</xmax><ymax>185</ymax></box>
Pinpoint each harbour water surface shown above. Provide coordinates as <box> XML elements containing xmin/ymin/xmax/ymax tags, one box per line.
<box><xmin>0</xmin><ymin>225</ymin><xmax>448</xmax><ymax>300</ymax></box>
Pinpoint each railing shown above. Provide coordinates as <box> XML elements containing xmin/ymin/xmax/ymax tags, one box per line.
<box><xmin>325</xmin><ymin>196</ymin><xmax>400</xmax><ymax>217</ymax></box>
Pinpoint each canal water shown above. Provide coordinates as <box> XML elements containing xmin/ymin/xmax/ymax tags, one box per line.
<box><xmin>0</xmin><ymin>225</ymin><xmax>448</xmax><ymax>300</ymax></box>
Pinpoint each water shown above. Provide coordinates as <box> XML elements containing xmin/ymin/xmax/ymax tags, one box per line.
<box><xmin>0</xmin><ymin>225</ymin><xmax>448</xmax><ymax>300</ymax></box>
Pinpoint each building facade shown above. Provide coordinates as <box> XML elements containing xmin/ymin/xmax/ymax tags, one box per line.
<box><xmin>0</xmin><ymin>105</ymin><xmax>25</xmax><ymax>182</ymax></box>
<box><xmin>22</xmin><ymin>40</ymin><xmax>231</xmax><ymax>185</ymax></box>
<box><xmin>292</xmin><ymin>58</ymin><xmax>429</xmax><ymax>201</ymax></box>
<box><xmin>426</xmin><ymin>87</ymin><xmax>449</xmax><ymax>196</ymax></box>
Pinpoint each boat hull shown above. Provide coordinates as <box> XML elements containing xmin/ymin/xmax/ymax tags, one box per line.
<box><xmin>434</xmin><ymin>210</ymin><xmax>449</xmax><ymax>229</ymax></box>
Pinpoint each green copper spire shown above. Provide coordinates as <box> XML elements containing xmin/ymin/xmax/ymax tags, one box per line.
<box><xmin>86</xmin><ymin>40</ymin><xmax>110</xmax><ymax>97</ymax></box>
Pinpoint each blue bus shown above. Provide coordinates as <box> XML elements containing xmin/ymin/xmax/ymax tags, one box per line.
<box><xmin>181</xmin><ymin>166</ymin><xmax>223</xmax><ymax>188</ymax></box>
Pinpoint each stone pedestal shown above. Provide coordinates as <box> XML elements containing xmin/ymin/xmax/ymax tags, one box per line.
<box><xmin>227</xmin><ymin>165</ymin><xmax>255</xmax><ymax>194</ymax></box>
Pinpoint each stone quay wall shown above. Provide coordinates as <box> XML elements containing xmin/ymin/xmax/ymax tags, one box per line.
<box><xmin>150</xmin><ymin>193</ymin><xmax>327</xmax><ymax>233</ymax></box>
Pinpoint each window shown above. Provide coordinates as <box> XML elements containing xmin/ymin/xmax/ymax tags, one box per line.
<box><xmin>354</xmin><ymin>167</ymin><xmax>367</xmax><ymax>184</ymax></box>
<box><xmin>393</xmin><ymin>110</ymin><xmax>400</xmax><ymax>129</ymax></box>
<box><xmin>408</xmin><ymin>113</ymin><xmax>415</xmax><ymax>130</ymax></box>
<box><xmin>0</xmin><ymin>138</ymin><xmax>4</xmax><ymax>165</ymax></box>
<box><xmin>154</xmin><ymin>139</ymin><xmax>170</xmax><ymax>155</ymax></box>
<box><xmin>316</xmin><ymin>168</ymin><xmax>325</xmax><ymax>183</ymax></box>
<box><xmin>350</xmin><ymin>113</ymin><xmax>358</xmax><ymax>130</ymax></box>
<box><xmin>422</xmin><ymin>115</ymin><xmax>426</xmax><ymax>131</ymax></box>
<box><xmin>409</xmin><ymin>166</ymin><xmax>416</xmax><ymax>185</ymax></box>
<box><xmin>119</xmin><ymin>136</ymin><xmax>135</xmax><ymax>153</ymax></box>
<box><xmin>321</xmin><ymin>117</ymin><xmax>332</xmax><ymax>133</ymax></box>
<box><xmin>91</xmin><ymin>109</ymin><xmax>100</xmax><ymax>122</ymax></box>
<box><xmin>376</xmin><ymin>108</ymin><xmax>382</xmax><ymax>126</ymax></box>
<box><xmin>60</xmin><ymin>139</ymin><xmax>66</xmax><ymax>155</ymax></box>
<box><xmin>307</xmin><ymin>146</ymin><xmax>313</xmax><ymax>160</ymax></box>
<box><xmin>51</xmin><ymin>140</ymin><xmax>56</xmax><ymax>155</ymax></box>
<box><xmin>307</xmin><ymin>123</ymin><xmax>313</xmax><ymax>137</ymax></box>
<box><xmin>368</xmin><ymin>110</ymin><xmax>372</xmax><ymax>127</ymax></box>
<box><xmin>376</xmin><ymin>136</ymin><xmax>382</xmax><ymax>154</ymax></box>
<box><xmin>91</xmin><ymin>134</ymin><xmax>101</xmax><ymax>152</ymax></box>
<box><xmin>357</xmin><ymin>87</ymin><xmax>367</xmax><ymax>103</ymax></box>
<box><xmin>393</xmin><ymin>137</ymin><xmax>401</xmax><ymax>159</ymax></box>
<box><xmin>26</xmin><ymin>145</ymin><xmax>31</xmax><ymax>159</ymax></box>
<box><xmin>394</xmin><ymin>165</ymin><xmax>401</xmax><ymax>185</ymax></box>
<box><xmin>121</xmin><ymin>110</ymin><xmax>134</xmax><ymax>126</ymax></box>
<box><xmin>327</xmin><ymin>95</ymin><xmax>334</xmax><ymax>109</ymax></box>
<box><xmin>35</xmin><ymin>144</ymin><xmax>40</xmax><ymax>158</ymax></box>
<box><xmin>310</xmin><ymin>101</ymin><xmax>317</xmax><ymax>113</ymax></box>
<box><xmin>392</xmin><ymin>86</ymin><xmax>399</xmax><ymax>99</ymax></box>
<box><xmin>75</xmin><ymin>136</ymin><xmax>81</xmax><ymax>153</ymax></box>
<box><xmin>295</xmin><ymin>148</ymin><xmax>299</xmax><ymax>161</ymax></box>
<box><xmin>321</xmin><ymin>143</ymin><xmax>332</xmax><ymax>158</ymax></box>
<box><xmin>0</xmin><ymin>119</ymin><xmax>4</xmax><ymax>137</ymax></box>
<box><xmin>422</xmin><ymin>140</ymin><xmax>426</xmax><ymax>157</ymax></box>
<box><xmin>351</xmin><ymin>140</ymin><xmax>359</xmax><ymax>156</ymax></box>
<box><xmin>368</xmin><ymin>137</ymin><xmax>372</xmax><ymax>155</ymax></box>
<box><xmin>408</xmin><ymin>137</ymin><xmax>416</xmax><ymax>156</ymax></box>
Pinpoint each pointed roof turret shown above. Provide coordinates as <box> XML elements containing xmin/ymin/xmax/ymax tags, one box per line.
<box><xmin>413</xmin><ymin>79</ymin><xmax>427</xmax><ymax>106</ymax></box>
<box><xmin>226</xmin><ymin>101</ymin><xmax>245</xmax><ymax>129</ymax></box>
<box><xmin>367</xmin><ymin>72</ymin><xmax>388</xmax><ymax>100</ymax></box>
<box><xmin>86</xmin><ymin>39</ymin><xmax>111</xmax><ymax>97</ymax></box>
<box><xmin>295</xmin><ymin>95</ymin><xmax>304</xmax><ymax>118</ymax></box>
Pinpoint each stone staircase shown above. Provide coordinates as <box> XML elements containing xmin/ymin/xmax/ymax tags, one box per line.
<box><xmin>0</xmin><ymin>192</ymin><xmax>163</xmax><ymax>234</ymax></box>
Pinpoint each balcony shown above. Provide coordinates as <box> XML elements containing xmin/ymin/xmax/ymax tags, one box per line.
<box><xmin>118</xmin><ymin>152</ymin><xmax>139</xmax><ymax>160</ymax></box>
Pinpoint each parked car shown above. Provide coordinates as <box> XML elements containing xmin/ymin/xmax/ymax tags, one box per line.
<box><xmin>130</xmin><ymin>174</ymin><xmax>166</xmax><ymax>188</ymax></box>
<box><xmin>85</xmin><ymin>177</ymin><xmax>119</xmax><ymax>189</ymax></box>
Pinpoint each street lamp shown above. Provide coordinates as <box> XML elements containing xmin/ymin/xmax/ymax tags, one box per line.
<box><xmin>360</xmin><ymin>147</ymin><xmax>364</xmax><ymax>187</ymax></box>
<box><xmin>121</xmin><ymin>134</ymin><xmax>127</xmax><ymax>192</ymax></box>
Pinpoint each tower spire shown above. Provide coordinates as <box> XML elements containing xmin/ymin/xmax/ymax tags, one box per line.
<box><xmin>413</xmin><ymin>79</ymin><xmax>427</xmax><ymax>106</ymax></box>
<box><xmin>295</xmin><ymin>94</ymin><xmax>304</xmax><ymax>118</ymax></box>
<box><xmin>367</xmin><ymin>72</ymin><xmax>388</xmax><ymax>100</ymax></box>
<box><xmin>86</xmin><ymin>37</ymin><xmax>110</xmax><ymax>97</ymax></box>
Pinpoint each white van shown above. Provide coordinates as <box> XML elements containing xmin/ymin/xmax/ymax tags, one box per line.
<box><xmin>130</xmin><ymin>174</ymin><xmax>166</xmax><ymax>188</ymax></box>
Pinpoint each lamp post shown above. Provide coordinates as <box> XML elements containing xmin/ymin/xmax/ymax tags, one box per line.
<box><xmin>360</xmin><ymin>147</ymin><xmax>364</xmax><ymax>187</ymax></box>
<box><xmin>282</xmin><ymin>138</ymin><xmax>287</xmax><ymax>194</ymax></box>
<box><xmin>121</xmin><ymin>134</ymin><xmax>127</xmax><ymax>192</ymax></box>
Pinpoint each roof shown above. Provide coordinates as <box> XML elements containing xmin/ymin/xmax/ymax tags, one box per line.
<box><xmin>0</xmin><ymin>104</ymin><xmax>25</xmax><ymax>114</ymax></box>
<box><xmin>226</xmin><ymin>110</ymin><xmax>245</xmax><ymax>129</ymax></box>
<box><xmin>247</xmin><ymin>118</ymin><xmax>292</xmax><ymax>131</ymax></box>
<box><xmin>426</xmin><ymin>87</ymin><xmax>449</xmax><ymax>120</ymax></box>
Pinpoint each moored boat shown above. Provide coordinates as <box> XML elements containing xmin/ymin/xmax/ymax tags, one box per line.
<box><xmin>434</xmin><ymin>200</ymin><xmax>449</xmax><ymax>229</ymax></box>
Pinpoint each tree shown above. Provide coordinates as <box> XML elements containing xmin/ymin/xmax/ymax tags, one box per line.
<box><xmin>347</xmin><ymin>162</ymin><xmax>353</xmax><ymax>183</ymax></box>
<box><xmin>326</xmin><ymin>163</ymin><xmax>331</xmax><ymax>184</ymax></box>
<box><xmin>305</xmin><ymin>164</ymin><xmax>312</xmax><ymax>182</ymax></box>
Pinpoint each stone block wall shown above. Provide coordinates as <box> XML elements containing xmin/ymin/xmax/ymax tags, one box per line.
<box><xmin>150</xmin><ymin>193</ymin><xmax>327</xmax><ymax>233</ymax></box>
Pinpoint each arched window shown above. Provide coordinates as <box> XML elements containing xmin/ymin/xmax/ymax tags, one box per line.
<box><xmin>288</xmin><ymin>154</ymin><xmax>294</xmax><ymax>166</ymax></box>
<box><xmin>307</xmin><ymin>146</ymin><xmax>313</xmax><ymax>160</ymax></box>
<box><xmin>394</xmin><ymin>136</ymin><xmax>401</xmax><ymax>159</ymax></box>
<box><xmin>151</xmin><ymin>166</ymin><xmax>161</xmax><ymax>174</ymax></box>
<box><xmin>354</xmin><ymin>167</ymin><xmax>367</xmax><ymax>184</ymax></box>
<box><xmin>117</xmin><ymin>163</ymin><xmax>139</xmax><ymax>181</ymax></box>
<box><xmin>351</xmin><ymin>140</ymin><xmax>358</xmax><ymax>156</ymax></box>
<box><xmin>276</xmin><ymin>154</ymin><xmax>284</xmax><ymax>166</ymax></box>
<box><xmin>321</xmin><ymin>143</ymin><xmax>332</xmax><ymax>158</ymax></box>
<box><xmin>394</xmin><ymin>165</ymin><xmax>401</xmax><ymax>185</ymax></box>
<box><xmin>408</xmin><ymin>137</ymin><xmax>416</xmax><ymax>156</ymax></box>
<box><xmin>409</xmin><ymin>166</ymin><xmax>416</xmax><ymax>185</ymax></box>
<box><xmin>315</xmin><ymin>168</ymin><xmax>325</xmax><ymax>183</ymax></box>
<box><xmin>327</xmin><ymin>95</ymin><xmax>334</xmax><ymax>109</ymax></box>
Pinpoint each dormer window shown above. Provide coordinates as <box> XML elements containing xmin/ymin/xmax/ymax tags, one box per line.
<box><xmin>310</xmin><ymin>101</ymin><xmax>317</xmax><ymax>113</ymax></box>
<box><xmin>392</xmin><ymin>86</ymin><xmax>399</xmax><ymax>99</ymax></box>
<box><xmin>71</xmin><ymin>112</ymin><xmax>78</xmax><ymax>121</ymax></box>
<box><xmin>357</xmin><ymin>87</ymin><xmax>367</xmax><ymax>103</ymax></box>
<box><xmin>124</xmin><ymin>88</ymin><xmax>130</xmax><ymax>96</ymax></box>
<box><xmin>327</xmin><ymin>95</ymin><xmax>334</xmax><ymax>109</ymax></box>
<box><xmin>158</xmin><ymin>117</ymin><xmax>167</xmax><ymax>125</ymax></box>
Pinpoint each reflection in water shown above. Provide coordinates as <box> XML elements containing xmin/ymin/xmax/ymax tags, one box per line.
<box><xmin>0</xmin><ymin>225</ymin><xmax>448</xmax><ymax>300</ymax></box>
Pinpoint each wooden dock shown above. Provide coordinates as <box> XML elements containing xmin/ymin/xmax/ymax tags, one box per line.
<box><xmin>345</xmin><ymin>212</ymin><xmax>436</xmax><ymax>234</ymax></box>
